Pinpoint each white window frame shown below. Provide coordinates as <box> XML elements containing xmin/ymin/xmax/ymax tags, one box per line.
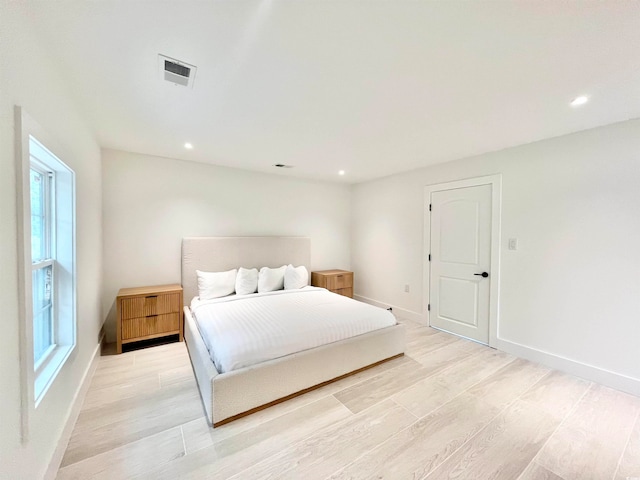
<box><xmin>15</xmin><ymin>107</ymin><xmax>77</xmax><ymax>442</ymax></box>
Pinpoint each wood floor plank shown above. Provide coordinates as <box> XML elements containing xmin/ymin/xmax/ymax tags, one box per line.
<box><xmin>405</xmin><ymin>332</ymin><xmax>460</xmax><ymax>359</ymax></box>
<box><xmin>517</xmin><ymin>461</ymin><xmax>564</xmax><ymax>480</ymax></box>
<box><xmin>615</xmin><ymin>412</ymin><xmax>640</xmax><ymax>480</ymax></box>
<box><xmin>80</xmin><ymin>376</ymin><xmax>160</xmax><ymax>411</ymax></box>
<box><xmin>406</xmin><ymin>327</ymin><xmax>439</xmax><ymax>345</ymax></box>
<box><xmin>95</xmin><ymin>351</ymin><xmax>135</xmax><ymax>369</ymax></box>
<box><xmin>466</xmin><ymin>358</ymin><xmax>550</xmax><ymax>409</ymax></box>
<box><xmin>228</xmin><ymin>399</ymin><xmax>416</xmax><ymax>480</ymax></box>
<box><xmin>158</xmin><ymin>364</ymin><xmax>196</xmax><ymax>388</ymax></box>
<box><xmin>399</xmin><ymin>318</ymin><xmax>426</xmax><ymax>330</ymax></box>
<box><xmin>134</xmin><ymin>345</ymin><xmax>189</xmax><ymax>365</ymax></box>
<box><xmin>411</xmin><ymin>338</ymin><xmax>479</xmax><ymax>370</ymax></box>
<box><xmin>329</xmin><ymin>392</ymin><xmax>502</xmax><ymax>480</ymax></box>
<box><xmin>536</xmin><ymin>384</ymin><xmax>640</xmax><ymax>480</ymax></box>
<box><xmin>452</xmin><ymin>338</ymin><xmax>489</xmax><ymax>354</ymax></box>
<box><xmin>62</xmin><ymin>382</ymin><xmax>202</xmax><ymax>467</ymax></box>
<box><xmin>335</xmin><ymin>347</ymin><xmax>452</xmax><ymax>413</ymax></box>
<box><xmin>393</xmin><ymin>348</ymin><xmax>515</xmax><ymax>418</ymax></box>
<box><xmin>136</xmin><ymin>395</ymin><xmax>352</xmax><ymax>479</ymax></box>
<box><xmin>69</xmin><ymin>380</ymin><xmax>200</xmax><ymax>432</ymax></box>
<box><xmin>56</xmin><ymin>426</ymin><xmax>184</xmax><ymax>480</ymax></box>
<box><xmin>89</xmin><ymin>358</ymin><xmax>183</xmax><ymax>391</ymax></box>
<box><xmin>519</xmin><ymin>370</ymin><xmax>590</xmax><ymax>419</ymax></box>
<box><xmin>424</xmin><ymin>399</ymin><xmax>561</xmax><ymax>480</ymax></box>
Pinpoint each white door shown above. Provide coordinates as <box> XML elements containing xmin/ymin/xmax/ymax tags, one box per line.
<box><xmin>429</xmin><ymin>184</ymin><xmax>492</xmax><ymax>344</ymax></box>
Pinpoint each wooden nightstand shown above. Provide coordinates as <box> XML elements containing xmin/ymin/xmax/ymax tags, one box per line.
<box><xmin>311</xmin><ymin>270</ymin><xmax>354</xmax><ymax>298</ymax></box>
<box><xmin>116</xmin><ymin>284</ymin><xmax>183</xmax><ymax>354</ymax></box>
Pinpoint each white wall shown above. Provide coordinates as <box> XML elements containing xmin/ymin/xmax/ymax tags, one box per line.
<box><xmin>0</xmin><ymin>3</ymin><xmax>103</xmax><ymax>480</ymax></box>
<box><xmin>102</xmin><ymin>149</ymin><xmax>351</xmax><ymax>341</ymax></box>
<box><xmin>352</xmin><ymin>118</ymin><xmax>640</xmax><ymax>394</ymax></box>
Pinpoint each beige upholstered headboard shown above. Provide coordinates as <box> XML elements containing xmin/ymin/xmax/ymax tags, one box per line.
<box><xmin>181</xmin><ymin>236</ymin><xmax>311</xmax><ymax>304</ymax></box>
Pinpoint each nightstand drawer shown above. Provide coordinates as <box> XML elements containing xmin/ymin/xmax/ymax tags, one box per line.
<box><xmin>121</xmin><ymin>313</ymin><xmax>180</xmax><ymax>341</ymax></box>
<box><xmin>326</xmin><ymin>272</ymin><xmax>353</xmax><ymax>290</ymax></box>
<box><xmin>120</xmin><ymin>292</ymin><xmax>181</xmax><ymax>319</ymax></box>
<box><xmin>335</xmin><ymin>287</ymin><xmax>353</xmax><ymax>298</ymax></box>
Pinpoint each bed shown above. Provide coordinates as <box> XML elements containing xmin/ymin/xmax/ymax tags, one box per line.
<box><xmin>182</xmin><ymin>236</ymin><xmax>406</xmax><ymax>426</ymax></box>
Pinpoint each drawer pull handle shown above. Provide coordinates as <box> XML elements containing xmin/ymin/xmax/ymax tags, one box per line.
<box><xmin>146</xmin><ymin>295</ymin><xmax>158</xmax><ymax>299</ymax></box>
<box><xmin>146</xmin><ymin>314</ymin><xmax>158</xmax><ymax>318</ymax></box>
<box><xmin>336</xmin><ymin>275</ymin><xmax>343</xmax><ymax>278</ymax></box>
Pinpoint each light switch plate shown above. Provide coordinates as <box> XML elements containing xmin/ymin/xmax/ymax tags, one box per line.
<box><xmin>508</xmin><ymin>238</ymin><xmax>518</xmax><ymax>250</ymax></box>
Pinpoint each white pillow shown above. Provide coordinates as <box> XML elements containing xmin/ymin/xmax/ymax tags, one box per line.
<box><xmin>196</xmin><ymin>269</ymin><xmax>237</xmax><ymax>300</ymax></box>
<box><xmin>235</xmin><ymin>267</ymin><xmax>258</xmax><ymax>295</ymax></box>
<box><xmin>258</xmin><ymin>265</ymin><xmax>287</xmax><ymax>293</ymax></box>
<box><xmin>284</xmin><ymin>264</ymin><xmax>309</xmax><ymax>290</ymax></box>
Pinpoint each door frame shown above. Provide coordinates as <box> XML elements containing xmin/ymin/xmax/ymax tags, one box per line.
<box><xmin>423</xmin><ymin>174</ymin><xmax>502</xmax><ymax>347</ymax></box>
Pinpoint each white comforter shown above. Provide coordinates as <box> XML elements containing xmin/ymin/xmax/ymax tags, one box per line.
<box><xmin>190</xmin><ymin>287</ymin><xmax>396</xmax><ymax>373</ymax></box>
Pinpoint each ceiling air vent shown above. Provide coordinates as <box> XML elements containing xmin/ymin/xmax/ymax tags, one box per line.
<box><xmin>158</xmin><ymin>54</ymin><xmax>197</xmax><ymax>88</ymax></box>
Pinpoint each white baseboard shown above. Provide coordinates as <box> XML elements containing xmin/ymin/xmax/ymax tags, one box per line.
<box><xmin>43</xmin><ymin>342</ymin><xmax>101</xmax><ymax>480</ymax></box>
<box><xmin>354</xmin><ymin>294</ymin><xmax>424</xmax><ymax>324</ymax></box>
<box><xmin>496</xmin><ymin>337</ymin><xmax>640</xmax><ymax>397</ymax></box>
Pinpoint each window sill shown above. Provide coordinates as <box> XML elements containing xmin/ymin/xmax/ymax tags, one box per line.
<box><xmin>34</xmin><ymin>344</ymin><xmax>74</xmax><ymax>406</ymax></box>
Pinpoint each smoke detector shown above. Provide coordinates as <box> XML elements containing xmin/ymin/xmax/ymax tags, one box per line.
<box><xmin>158</xmin><ymin>54</ymin><xmax>197</xmax><ymax>88</ymax></box>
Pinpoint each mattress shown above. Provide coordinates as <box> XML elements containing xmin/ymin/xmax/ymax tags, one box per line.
<box><xmin>190</xmin><ymin>286</ymin><xmax>397</xmax><ymax>373</ymax></box>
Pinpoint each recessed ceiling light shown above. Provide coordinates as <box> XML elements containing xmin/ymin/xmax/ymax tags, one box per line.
<box><xmin>338</xmin><ymin>170</ymin><xmax>345</xmax><ymax>176</ymax></box>
<box><xmin>184</xmin><ymin>142</ymin><xmax>193</xmax><ymax>149</ymax></box>
<box><xmin>570</xmin><ymin>96</ymin><xmax>589</xmax><ymax>107</ymax></box>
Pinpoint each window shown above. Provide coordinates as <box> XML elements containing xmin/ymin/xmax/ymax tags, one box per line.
<box><xmin>27</xmin><ymin>135</ymin><xmax>76</xmax><ymax>404</ymax></box>
<box><xmin>16</xmin><ymin>108</ymin><xmax>79</xmax><ymax>440</ymax></box>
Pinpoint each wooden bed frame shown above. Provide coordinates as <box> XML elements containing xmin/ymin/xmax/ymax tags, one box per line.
<box><xmin>181</xmin><ymin>236</ymin><xmax>406</xmax><ymax>426</ymax></box>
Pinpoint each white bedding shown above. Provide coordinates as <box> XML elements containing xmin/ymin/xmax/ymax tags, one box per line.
<box><xmin>190</xmin><ymin>287</ymin><xmax>397</xmax><ymax>373</ymax></box>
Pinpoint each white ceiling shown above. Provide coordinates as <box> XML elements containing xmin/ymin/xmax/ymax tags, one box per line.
<box><xmin>26</xmin><ymin>1</ymin><xmax>640</xmax><ymax>183</ymax></box>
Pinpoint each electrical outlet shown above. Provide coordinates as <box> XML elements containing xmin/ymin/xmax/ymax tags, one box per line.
<box><xmin>508</xmin><ymin>238</ymin><xmax>518</xmax><ymax>250</ymax></box>
<box><xmin>404</xmin><ymin>284</ymin><xmax>410</xmax><ymax>293</ymax></box>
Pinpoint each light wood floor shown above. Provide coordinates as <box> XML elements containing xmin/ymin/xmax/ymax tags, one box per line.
<box><xmin>57</xmin><ymin>318</ymin><xmax>640</xmax><ymax>480</ymax></box>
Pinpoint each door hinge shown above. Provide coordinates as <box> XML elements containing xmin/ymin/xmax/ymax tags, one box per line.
<box><xmin>429</xmin><ymin>203</ymin><xmax>432</xmax><ymax>211</ymax></box>
<box><xmin>428</xmin><ymin>304</ymin><xmax>431</xmax><ymax>311</ymax></box>
<box><xmin>428</xmin><ymin>254</ymin><xmax>431</xmax><ymax>262</ymax></box>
